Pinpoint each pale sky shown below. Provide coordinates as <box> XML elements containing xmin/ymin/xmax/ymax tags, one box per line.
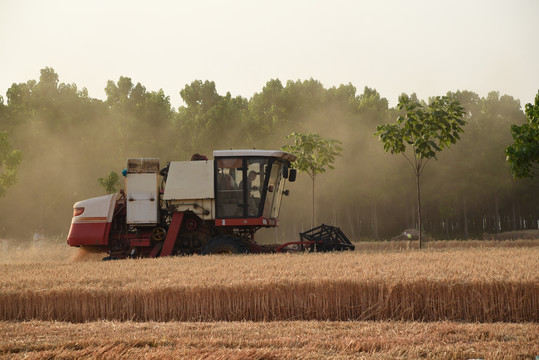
<box><xmin>1</xmin><ymin>0</ymin><xmax>538</xmax><ymax>109</ymax></box>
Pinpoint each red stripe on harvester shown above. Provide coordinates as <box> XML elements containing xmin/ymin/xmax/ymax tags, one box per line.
<box><xmin>160</xmin><ymin>212</ymin><xmax>184</xmax><ymax>257</ymax></box>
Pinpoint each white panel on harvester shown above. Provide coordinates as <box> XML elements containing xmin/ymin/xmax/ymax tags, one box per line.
<box><xmin>163</xmin><ymin>160</ymin><xmax>214</xmax><ymax>200</ymax></box>
<box><xmin>126</xmin><ymin>158</ymin><xmax>160</xmax><ymax>225</ymax></box>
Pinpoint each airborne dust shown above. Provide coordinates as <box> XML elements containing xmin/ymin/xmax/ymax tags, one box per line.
<box><xmin>0</xmin><ymin>73</ymin><xmax>536</xmax><ymax>253</ymax></box>
<box><xmin>0</xmin><ymin>239</ymin><xmax>103</xmax><ymax>264</ymax></box>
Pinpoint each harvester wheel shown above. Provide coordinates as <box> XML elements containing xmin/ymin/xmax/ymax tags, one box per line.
<box><xmin>185</xmin><ymin>217</ymin><xmax>198</xmax><ymax>231</ymax></box>
<box><xmin>201</xmin><ymin>235</ymin><xmax>248</xmax><ymax>255</ymax></box>
<box><xmin>151</xmin><ymin>227</ymin><xmax>166</xmax><ymax>241</ymax></box>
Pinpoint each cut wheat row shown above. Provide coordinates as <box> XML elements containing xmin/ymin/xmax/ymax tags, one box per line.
<box><xmin>1</xmin><ymin>320</ymin><xmax>539</xmax><ymax>359</ymax></box>
<box><xmin>0</xmin><ymin>321</ymin><xmax>539</xmax><ymax>360</ymax></box>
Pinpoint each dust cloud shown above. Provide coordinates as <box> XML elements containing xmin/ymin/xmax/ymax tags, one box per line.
<box><xmin>69</xmin><ymin>246</ymin><xmax>105</xmax><ymax>262</ymax></box>
<box><xmin>0</xmin><ymin>86</ymin><xmax>446</xmax><ymax>244</ymax></box>
<box><xmin>266</xmin><ymin>97</ymin><xmax>409</xmax><ymax>242</ymax></box>
<box><xmin>0</xmin><ymin>75</ymin><xmax>534</xmax><ymax>246</ymax></box>
<box><xmin>0</xmin><ymin>112</ymin><xmax>177</xmax><ymax>242</ymax></box>
<box><xmin>0</xmin><ymin>238</ymin><xmax>102</xmax><ymax>264</ymax></box>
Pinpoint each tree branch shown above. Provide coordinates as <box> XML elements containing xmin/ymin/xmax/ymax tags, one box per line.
<box><xmin>418</xmin><ymin>157</ymin><xmax>432</xmax><ymax>176</ymax></box>
<box><xmin>400</xmin><ymin>152</ymin><xmax>416</xmax><ymax>172</ymax></box>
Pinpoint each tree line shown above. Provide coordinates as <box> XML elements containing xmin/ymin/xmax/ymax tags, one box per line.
<box><xmin>0</xmin><ymin>67</ymin><xmax>537</xmax><ymax>241</ymax></box>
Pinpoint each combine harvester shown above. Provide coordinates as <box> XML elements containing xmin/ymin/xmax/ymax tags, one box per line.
<box><xmin>67</xmin><ymin>150</ymin><xmax>354</xmax><ymax>259</ymax></box>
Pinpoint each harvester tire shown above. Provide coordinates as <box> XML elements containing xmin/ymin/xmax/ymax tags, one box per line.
<box><xmin>201</xmin><ymin>235</ymin><xmax>248</xmax><ymax>255</ymax></box>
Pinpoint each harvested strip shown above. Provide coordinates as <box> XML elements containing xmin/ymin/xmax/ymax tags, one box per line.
<box><xmin>1</xmin><ymin>320</ymin><xmax>538</xmax><ymax>359</ymax></box>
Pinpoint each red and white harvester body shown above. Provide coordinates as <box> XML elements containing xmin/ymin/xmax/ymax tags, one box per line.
<box><xmin>67</xmin><ymin>150</ymin><xmax>299</xmax><ymax>258</ymax></box>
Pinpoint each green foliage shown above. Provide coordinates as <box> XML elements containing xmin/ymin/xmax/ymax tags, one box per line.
<box><xmin>376</xmin><ymin>94</ymin><xmax>466</xmax><ymax>165</ymax></box>
<box><xmin>505</xmin><ymin>91</ymin><xmax>539</xmax><ymax>178</ymax></box>
<box><xmin>0</xmin><ymin>131</ymin><xmax>22</xmax><ymax>198</ymax></box>
<box><xmin>375</xmin><ymin>94</ymin><xmax>466</xmax><ymax>246</ymax></box>
<box><xmin>105</xmin><ymin>76</ymin><xmax>174</xmax><ymax>157</ymax></box>
<box><xmin>175</xmin><ymin>80</ymin><xmax>248</xmax><ymax>156</ymax></box>
<box><xmin>98</xmin><ymin>171</ymin><xmax>120</xmax><ymax>194</ymax></box>
<box><xmin>283</xmin><ymin>132</ymin><xmax>343</xmax><ymax>227</ymax></box>
<box><xmin>357</xmin><ymin>86</ymin><xmax>390</xmax><ymax>124</ymax></box>
<box><xmin>0</xmin><ymin>66</ymin><xmax>536</xmax><ymax>240</ymax></box>
<box><xmin>283</xmin><ymin>132</ymin><xmax>343</xmax><ymax>180</ymax></box>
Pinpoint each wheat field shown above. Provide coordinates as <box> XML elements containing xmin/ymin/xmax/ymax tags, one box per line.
<box><xmin>1</xmin><ymin>320</ymin><xmax>538</xmax><ymax>359</ymax></box>
<box><xmin>1</xmin><ymin>246</ymin><xmax>538</xmax><ymax>323</ymax></box>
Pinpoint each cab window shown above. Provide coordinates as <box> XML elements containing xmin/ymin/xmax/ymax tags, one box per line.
<box><xmin>215</xmin><ymin>157</ymin><xmax>269</xmax><ymax>218</ymax></box>
<box><xmin>215</xmin><ymin>158</ymin><xmax>243</xmax><ymax>217</ymax></box>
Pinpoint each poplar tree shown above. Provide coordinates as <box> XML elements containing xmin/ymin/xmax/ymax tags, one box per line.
<box><xmin>376</xmin><ymin>94</ymin><xmax>465</xmax><ymax>248</ymax></box>
<box><xmin>505</xmin><ymin>91</ymin><xmax>539</xmax><ymax>179</ymax></box>
<box><xmin>283</xmin><ymin>132</ymin><xmax>343</xmax><ymax>228</ymax></box>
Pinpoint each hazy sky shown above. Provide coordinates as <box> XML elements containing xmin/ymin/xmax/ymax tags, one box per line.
<box><xmin>1</xmin><ymin>0</ymin><xmax>538</xmax><ymax>109</ymax></box>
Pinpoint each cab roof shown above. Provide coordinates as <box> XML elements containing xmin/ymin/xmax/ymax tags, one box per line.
<box><xmin>212</xmin><ymin>150</ymin><xmax>296</xmax><ymax>162</ymax></box>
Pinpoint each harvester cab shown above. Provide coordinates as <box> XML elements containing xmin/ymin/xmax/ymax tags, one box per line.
<box><xmin>67</xmin><ymin>150</ymin><xmax>299</xmax><ymax>258</ymax></box>
<box><xmin>159</xmin><ymin>149</ymin><xmax>297</xmax><ymax>226</ymax></box>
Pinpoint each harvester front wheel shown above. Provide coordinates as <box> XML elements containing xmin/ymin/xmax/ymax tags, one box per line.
<box><xmin>201</xmin><ymin>235</ymin><xmax>248</xmax><ymax>255</ymax></box>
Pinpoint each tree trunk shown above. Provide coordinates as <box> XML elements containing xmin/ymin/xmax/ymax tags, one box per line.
<box><xmin>372</xmin><ymin>202</ymin><xmax>379</xmax><ymax>240</ymax></box>
<box><xmin>416</xmin><ymin>172</ymin><xmax>422</xmax><ymax>249</ymax></box>
<box><xmin>357</xmin><ymin>210</ymin><xmax>361</xmax><ymax>241</ymax></box>
<box><xmin>512</xmin><ymin>194</ymin><xmax>518</xmax><ymax>231</ymax></box>
<box><xmin>411</xmin><ymin>200</ymin><xmax>416</xmax><ymax>230</ymax></box>
<box><xmin>311</xmin><ymin>177</ymin><xmax>315</xmax><ymax>229</ymax></box>
<box><xmin>494</xmin><ymin>194</ymin><xmax>500</xmax><ymax>233</ymax></box>
<box><xmin>463</xmin><ymin>199</ymin><xmax>468</xmax><ymax>240</ymax></box>
<box><xmin>346</xmin><ymin>208</ymin><xmax>356</xmax><ymax>241</ymax></box>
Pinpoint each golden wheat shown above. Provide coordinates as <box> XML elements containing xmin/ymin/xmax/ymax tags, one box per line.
<box><xmin>1</xmin><ymin>320</ymin><xmax>538</xmax><ymax>359</ymax></box>
<box><xmin>1</xmin><ymin>247</ymin><xmax>538</xmax><ymax>322</ymax></box>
